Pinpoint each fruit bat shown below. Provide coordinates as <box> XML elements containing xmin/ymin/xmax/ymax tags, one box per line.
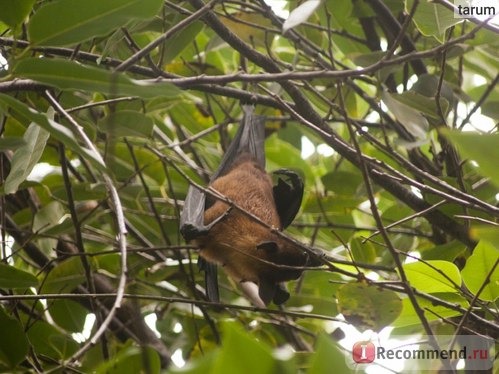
<box><xmin>180</xmin><ymin>106</ymin><xmax>319</xmax><ymax>306</ymax></box>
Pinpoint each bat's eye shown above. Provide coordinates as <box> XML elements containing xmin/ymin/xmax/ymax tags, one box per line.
<box><xmin>256</xmin><ymin>241</ymin><xmax>279</xmax><ymax>253</ymax></box>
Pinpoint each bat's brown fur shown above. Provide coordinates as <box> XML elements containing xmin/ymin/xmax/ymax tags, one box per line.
<box><xmin>195</xmin><ymin>153</ymin><xmax>311</xmax><ymax>303</ymax></box>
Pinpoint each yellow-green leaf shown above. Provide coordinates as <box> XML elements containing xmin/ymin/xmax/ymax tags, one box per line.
<box><xmin>402</xmin><ymin>260</ymin><xmax>461</xmax><ymax>294</ymax></box>
<box><xmin>462</xmin><ymin>241</ymin><xmax>499</xmax><ymax>301</ymax></box>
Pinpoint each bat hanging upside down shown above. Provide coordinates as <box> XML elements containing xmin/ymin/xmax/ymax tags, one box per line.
<box><xmin>180</xmin><ymin>106</ymin><xmax>321</xmax><ymax>306</ymax></box>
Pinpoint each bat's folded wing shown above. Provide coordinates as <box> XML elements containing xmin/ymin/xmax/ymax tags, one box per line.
<box><xmin>272</xmin><ymin>169</ymin><xmax>304</xmax><ymax>229</ymax></box>
<box><xmin>180</xmin><ymin>186</ymin><xmax>208</xmax><ymax>241</ymax></box>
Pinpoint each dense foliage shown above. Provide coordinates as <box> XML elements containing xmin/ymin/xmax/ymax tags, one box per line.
<box><xmin>0</xmin><ymin>0</ymin><xmax>498</xmax><ymax>372</ymax></box>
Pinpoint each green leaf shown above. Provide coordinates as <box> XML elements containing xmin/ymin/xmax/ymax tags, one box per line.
<box><xmin>94</xmin><ymin>345</ymin><xmax>160</xmax><ymax>374</ymax></box>
<box><xmin>336</xmin><ymin>282</ymin><xmax>402</xmax><ymax>332</ymax></box>
<box><xmin>98</xmin><ymin>111</ymin><xmax>154</xmax><ymax>138</ymax></box>
<box><xmin>49</xmin><ymin>300</ymin><xmax>88</xmax><ymax>333</ymax></box>
<box><xmin>350</xmin><ymin>237</ymin><xmax>376</xmax><ymax>264</ymax></box>
<box><xmin>308</xmin><ymin>333</ymin><xmax>350</xmax><ymax>374</ymax></box>
<box><xmin>213</xmin><ymin>322</ymin><xmax>275</xmax><ymax>373</ymax></box>
<box><xmin>26</xmin><ymin>320</ymin><xmax>79</xmax><ymax>360</ymax></box>
<box><xmin>402</xmin><ymin>260</ymin><xmax>461</xmax><ymax>294</ymax></box>
<box><xmin>28</xmin><ymin>0</ymin><xmax>163</xmax><ymax>46</ymax></box>
<box><xmin>162</xmin><ymin>20</ymin><xmax>204</xmax><ymax>64</ymax></box>
<box><xmin>0</xmin><ymin>307</ymin><xmax>29</xmax><ymax>368</ymax></box>
<box><xmin>420</xmin><ymin>240</ymin><xmax>466</xmax><ymax>262</ymax></box>
<box><xmin>13</xmin><ymin>58</ymin><xmax>181</xmax><ymax>98</ymax></box>
<box><xmin>393</xmin><ymin>293</ymin><xmax>467</xmax><ymax>327</ymax></box>
<box><xmin>470</xmin><ymin>225</ymin><xmax>499</xmax><ymax>244</ymax></box>
<box><xmin>397</xmin><ymin>91</ymin><xmax>450</xmax><ymax>119</ymax></box>
<box><xmin>40</xmin><ymin>257</ymin><xmax>86</xmax><ymax>294</ymax></box>
<box><xmin>321</xmin><ymin>170</ymin><xmax>363</xmax><ymax>196</ymax></box>
<box><xmin>0</xmin><ymin>93</ymin><xmax>106</xmax><ymax>172</ymax></box>
<box><xmin>461</xmin><ymin>241</ymin><xmax>499</xmax><ymax>301</ymax></box>
<box><xmin>406</xmin><ymin>0</ymin><xmax>462</xmax><ymax>42</ymax></box>
<box><xmin>266</xmin><ymin>135</ymin><xmax>315</xmax><ymax>182</ymax></box>
<box><xmin>4</xmin><ymin>122</ymin><xmax>50</xmax><ymax>194</ymax></box>
<box><xmin>0</xmin><ymin>0</ymin><xmax>35</xmax><ymax>29</ymax></box>
<box><xmin>0</xmin><ymin>263</ymin><xmax>38</xmax><ymax>289</ymax></box>
<box><xmin>442</xmin><ymin>130</ymin><xmax>499</xmax><ymax>187</ymax></box>
<box><xmin>381</xmin><ymin>91</ymin><xmax>429</xmax><ymax>140</ymax></box>
<box><xmin>0</xmin><ymin>137</ymin><xmax>26</xmax><ymax>150</ymax></box>
<box><xmin>33</xmin><ymin>201</ymin><xmax>66</xmax><ymax>233</ymax></box>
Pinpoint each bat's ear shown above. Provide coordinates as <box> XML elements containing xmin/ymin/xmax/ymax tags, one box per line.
<box><xmin>256</xmin><ymin>241</ymin><xmax>279</xmax><ymax>253</ymax></box>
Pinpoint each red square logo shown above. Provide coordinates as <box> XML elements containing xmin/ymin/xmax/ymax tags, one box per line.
<box><xmin>352</xmin><ymin>341</ymin><xmax>375</xmax><ymax>363</ymax></box>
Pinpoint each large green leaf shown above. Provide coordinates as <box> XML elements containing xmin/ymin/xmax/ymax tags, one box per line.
<box><xmin>13</xmin><ymin>58</ymin><xmax>181</xmax><ymax>98</ymax></box>
<box><xmin>0</xmin><ymin>0</ymin><xmax>36</xmax><ymax>29</ymax></box>
<box><xmin>28</xmin><ymin>0</ymin><xmax>163</xmax><ymax>46</ymax></box>
<box><xmin>442</xmin><ymin>130</ymin><xmax>499</xmax><ymax>187</ymax></box>
<box><xmin>393</xmin><ymin>293</ymin><xmax>467</xmax><ymax>327</ymax></box>
<box><xmin>4</xmin><ymin>122</ymin><xmax>49</xmax><ymax>194</ymax></box>
<box><xmin>406</xmin><ymin>0</ymin><xmax>462</xmax><ymax>42</ymax></box>
<box><xmin>49</xmin><ymin>300</ymin><xmax>88</xmax><ymax>333</ymax></box>
<box><xmin>461</xmin><ymin>241</ymin><xmax>499</xmax><ymax>301</ymax></box>
<box><xmin>420</xmin><ymin>240</ymin><xmax>466</xmax><ymax>262</ymax></box>
<box><xmin>0</xmin><ymin>263</ymin><xmax>38</xmax><ymax>289</ymax></box>
<box><xmin>308</xmin><ymin>334</ymin><xmax>350</xmax><ymax>374</ymax></box>
<box><xmin>213</xmin><ymin>322</ymin><xmax>276</xmax><ymax>373</ymax></box>
<box><xmin>0</xmin><ymin>307</ymin><xmax>29</xmax><ymax>368</ymax></box>
<box><xmin>337</xmin><ymin>282</ymin><xmax>402</xmax><ymax>332</ymax></box>
<box><xmin>402</xmin><ymin>260</ymin><xmax>461</xmax><ymax>294</ymax></box>
<box><xmin>26</xmin><ymin>320</ymin><xmax>79</xmax><ymax>359</ymax></box>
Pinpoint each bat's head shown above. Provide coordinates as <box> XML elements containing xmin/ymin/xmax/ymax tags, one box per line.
<box><xmin>255</xmin><ymin>236</ymin><xmax>321</xmax><ymax>283</ymax></box>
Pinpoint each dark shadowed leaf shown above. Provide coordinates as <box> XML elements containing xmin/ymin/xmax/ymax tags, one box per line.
<box><xmin>49</xmin><ymin>299</ymin><xmax>88</xmax><ymax>333</ymax></box>
<box><xmin>0</xmin><ymin>308</ymin><xmax>29</xmax><ymax>368</ymax></box>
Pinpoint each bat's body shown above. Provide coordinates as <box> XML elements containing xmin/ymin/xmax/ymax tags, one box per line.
<box><xmin>181</xmin><ymin>106</ymin><xmax>318</xmax><ymax>305</ymax></box>
<box><xmin>198</xmin><ymin>153</ymin><xmax>310</xmax><ymax>304</ymax></box>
